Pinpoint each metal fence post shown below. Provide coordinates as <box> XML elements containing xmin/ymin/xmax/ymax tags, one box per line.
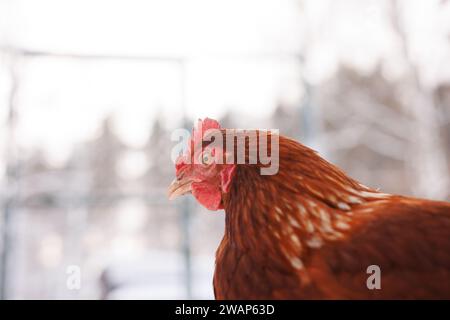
<box><xmin>0</xmin><ymin>55</ymin><xmax>19</xmax><ymax>300</ymax></box>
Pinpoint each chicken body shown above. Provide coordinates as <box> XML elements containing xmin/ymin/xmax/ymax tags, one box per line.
<box><xmin>213</xmin><ymin>134</ymin><xmax>450</xmax><ymax>299</ymax></box>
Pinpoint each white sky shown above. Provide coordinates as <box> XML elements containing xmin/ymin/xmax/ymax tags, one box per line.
<box><xmin>0</xmin><ymin>0</ymin><xmax>449</xmax><ymax>165</ymax></box>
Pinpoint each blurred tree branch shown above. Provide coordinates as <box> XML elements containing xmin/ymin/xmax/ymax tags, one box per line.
<box><xmin>390</xmin><ymin>0</ymin><xmax>449</xmax><ymax>199</ymax></box>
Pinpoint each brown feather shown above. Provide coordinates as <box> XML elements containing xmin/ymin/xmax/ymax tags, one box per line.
<box><xmin>213</xmin><ymin>131</ymin><xmax>450</xmax><ymax>299</ymax></box>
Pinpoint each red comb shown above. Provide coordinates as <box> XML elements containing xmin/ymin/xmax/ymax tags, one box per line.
<box><xmin>192</xmin><ymin>118</ymin><xmax>220</xmax><ymax>142</ymax></box>
<box><xmin>175</xmin><ymin>118</ymin><xmax>221</xmax><ymax>171</ymax></box>
<box><xmin>189</xmin><ymin>118</ymin><xmax>221</xmax><ymax>150</ymax></box>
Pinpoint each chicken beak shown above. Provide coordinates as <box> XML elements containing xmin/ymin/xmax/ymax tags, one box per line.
<box><xmin>167</xmin><ymin>177</ymin><xmax>193</xmax><ymax>200</ymax></box>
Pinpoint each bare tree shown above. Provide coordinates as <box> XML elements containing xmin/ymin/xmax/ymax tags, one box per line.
<box><xmin>390</xmin><ymin>0</ymin><xmax>449</xmax><ymax>199</ymax></box>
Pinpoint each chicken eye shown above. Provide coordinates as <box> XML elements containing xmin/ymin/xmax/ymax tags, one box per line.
<box><xmin>201</xmin><ymin>151</ymin><xmax>213</xmax><ymax>165</ymax></box>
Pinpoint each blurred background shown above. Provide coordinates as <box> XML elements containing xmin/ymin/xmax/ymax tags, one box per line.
<box><xmin>0</xmin><ymin>0</ymin><xmax>449</xmax><ymax>299</ymax></box>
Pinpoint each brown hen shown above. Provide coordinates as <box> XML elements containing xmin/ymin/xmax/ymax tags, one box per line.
<box><xmin>168</xmin><ymin>118</ymin><xmax>450</xmax><ymax>299</ymax></box>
